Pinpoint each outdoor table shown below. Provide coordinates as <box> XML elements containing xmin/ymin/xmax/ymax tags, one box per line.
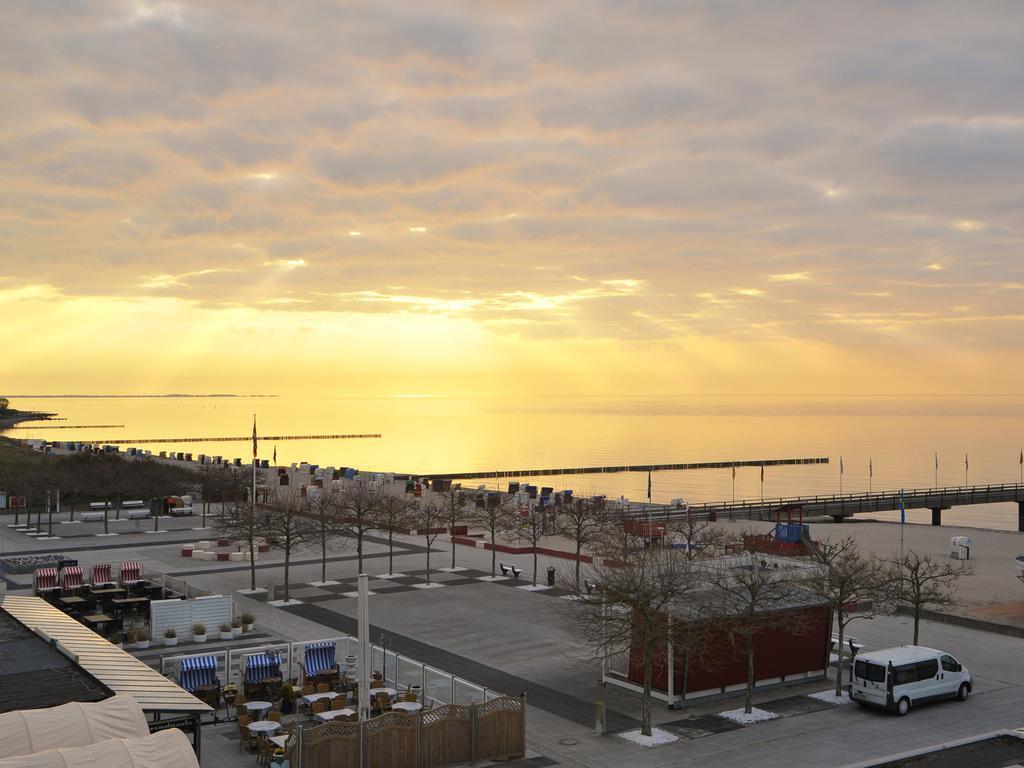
<box><xmin>245</xmin><ymin>701</ymin><xmax>273</xmax><ymax>717</ymax></box>
<box><xmin>90</xmin><ymin>587</ymin><xmax>125</xmax><ymax>595</ymax></box>
<box><xmin>83</xmin><ymin>613</ymin><xmax>112</xmax><ymax>625</ymax></box>
<box><xmin>391</xmin><ymin>702</ymin><xmax>422</xmax><ymax>713</ymax></box>
<box><xmin>60</xmin><ymin>596</ymin><xmax>86</xmax><ymax>605</ymax></box>
<box><xmin>301</xmin><ymin>692</ymin><xmax>338</xmax><ymax>705</ymax></box>
<box><xmin>247</xmin><ymin>721</ymin><xmax>281</xmax><ymax>735</ymax></box>
<box><xmin>269</xmin><ymin>735</ymin><xmax>290</xmax><ymax>749</ymax></box>
<box><xmin>368</xmin><ymin>687</ymin><xmax>396</xmax><ymax>698</ymax></box>
<box><xmin>111</xmin><ymin>596</ymin><xmax>149</xmax><ymax>605</ymax></box>
<box><xmin>315</xmin><ymin>708</ymin><xmax>354</xmax><ymax>722</ymax></box>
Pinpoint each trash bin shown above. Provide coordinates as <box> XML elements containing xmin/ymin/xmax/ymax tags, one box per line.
<box><xmin>546</xmin><ymin>566</ymin><xmax>556</xmax><ymax>587</ymax></box>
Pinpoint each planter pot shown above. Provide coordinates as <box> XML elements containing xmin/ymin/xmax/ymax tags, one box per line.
<box><xmin>280</xmin><ymin>701</ymin><xmax>294</xmax><ymax>716</ymax></box>
<box><xmin>220</xmin><ymin>631</ymin><xmax>233</xmax><ymax>641</ymax></box>
<box><xmin>164</xmin><ymin>637</ymin><xmax>178</xmax><ymax>647</ymax></box>
<box><xmin>231</xmin><ymin>627</ymin><xmax>242</xmax><ymax>637</ymax></box>
<box><xmin>244</xmin><ymin>623</ymin><xmax>254</xmax><ymax>632</ymax></box>
<box><xmin>193</xmin><ymin>633</ymin><xmax>207</xmax><ymax>644</ymax></box>
<box><xmin>136</xmin><ymin>640</ymin><xmax>150</xmax><ymax>650</ymax></box>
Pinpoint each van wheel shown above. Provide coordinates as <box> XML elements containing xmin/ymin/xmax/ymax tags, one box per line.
<box><xmin>957</xmin><ymin>684</ymin><xmax>969</xmax><ymax>702</ymax></box>
<box><xmin>896</xmin><ymin>697</ymin><xmax>911</xmax><ymax>716</ymax></box>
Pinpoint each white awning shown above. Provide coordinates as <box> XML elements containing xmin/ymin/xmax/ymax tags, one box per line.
<box><xmin>0</xmin><ymin>729</ymin><xmax>199</xmax><ymax>768</ymax></box>
<box><xmin>0</xmin><ymin>694</ymin><xmax>149</xmax><ymax>760</ymax></box>
<box><xmin>1</xmin><ymin>597</ymin><xmax>211</xmax><ymax>714</ymax></box>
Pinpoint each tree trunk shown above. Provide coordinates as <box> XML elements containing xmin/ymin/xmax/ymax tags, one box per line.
<box><xmin>103</xmin><ymin>508</ymin><xmax>109</xmax><ymax>535</ymax></box>
<box><xmin>249</xmin><ymin>536</ymin><xmax>257</xmax><ymax>591</ymax></box>
<box><xmin>574</xmin><ymin>540</ymin><xmax>582</xmax><ymax>590</ymax></box>
<box><xmin>641</xmin><ymin>624</ymin><xmax>653</xmax><ymax>737</ymax></box>
<box><xmin>490</xmin><ymin>531</ymin><xmax>497</xmax><ymax>577</ymax></box>
<box><xmin>357</xmin><ymin>533</ymin><xmax>364</xmax><ymax>574</ymax></box>
<box><xmin>321</xmin><ymin>521</ymin><xmax>327</xmax><ymax>583</ymax></box>
<box><xmin>425</xmin><ymin>543</ymin><xmax>431</xmax><ymax>584</ymax></box>
<box><xmin>913</xmin><ymin>607</ymin><xmax>921</xmax><ymax>644</ymax></box>
<box><xmin>283</xmin><ymin>544</ymin><xmax>291</xmax><ymax>602</ymax></box>
<box><xmin>745</xmin><ymin>634</ymin><xmax>755</xmax><ymax>714</ymax></box>
<box><xmin>450</xmin><ymin>516</ymin><xmax>457</xmax><ymax>569</ymax></box>
<box><xmin>834</xmin><ymin>611</ymin><xmax>846</xmax><ymax>697</ymax></box>
<box><xmin>532</xmin><ymin>547</ymin><xmax>538</xmax><ymax>586</ymax></box>
<box><xmin>388</xmin><ymin>529</ymin><xmax>394</xmax><ymax>576</ymax></box>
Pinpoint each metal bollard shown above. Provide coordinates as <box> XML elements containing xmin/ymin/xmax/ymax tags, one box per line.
<box><xmin>594</xmin><ymin>701</ymin><xmax>606</xmax><ymax>735</ymax></box>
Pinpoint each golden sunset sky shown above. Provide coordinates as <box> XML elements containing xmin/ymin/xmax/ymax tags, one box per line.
<box><xmin>2</xmin><ymin>1</ymin><xmax>1022</xmax><ymax>396</ymax></box>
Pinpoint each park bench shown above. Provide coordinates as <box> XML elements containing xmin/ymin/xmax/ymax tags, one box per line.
<box><xmin>121</xmin><ymin>500</ymin><xmax>145</xmax><ymax>509</ymax></box>
<box><xmin>88</xmin><ymin>502</ymin><xmax>110</xmax><ymax>511</ymax></box>
<box><xmin>81</xmin><ymin>511</ymin><xmax>106</xmax><ymax>523</ymax></box>
<box><xmin>126</xmin><ymin>509</ymin><xmax>151</xmax><ymax>520</ymax></box>
<box><xmin>498</xmin><ymin>562</ymin><xmax>522</xmax><ymax>579</ymax></box>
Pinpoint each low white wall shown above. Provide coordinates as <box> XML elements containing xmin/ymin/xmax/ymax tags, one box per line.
<box><xmin>150</xmin><ymin>594</ymin><xmax>233</xmax><ymax>640</ymax></box>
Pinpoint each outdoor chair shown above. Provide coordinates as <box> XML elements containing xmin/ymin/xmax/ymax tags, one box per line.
<box><xmin>402</xmin><ymin>691</ymin><xmax>418</xmax><ymax>702</ymax></box>
<box><xmin>311</xmin><ymin>700</ymin><xmax>329</xmax><ymax>714</ymax></box>
<box><xmin>369</xmin><ymin>680</ymin><xmax>383</xmax><ymax>689</ymax></box>
<box><xmin>317</xmin><ymin>683</ymin><xmax>330</xmax><ymax>693</ymax></box>
<box><xmin>257</xmin><ymin>738</ymin><xmax>277</xmax><ymax>767</ymax></box>
<box><xmin>237</xmin><ymin>722</ymin><xmax>255</xmax><ymax>753</ymax></box>
<box><xmin>267</xmin><ymin>711</ymin><xmax>282</xmax><ymax>722</ymax></box>
<box><xmin>301</xmin><ymin>684</ymin><xmax>314</xmax><ymax>697</ymax></box>
<box><xmin>375</xmin><ymin>692</ymin><xmax>391</xmax><ymax>713</ymax></box>
<box><xmin>331</xmin><ymin>699</ymin><xmax>347</xmax><ymax>710</ymax></box>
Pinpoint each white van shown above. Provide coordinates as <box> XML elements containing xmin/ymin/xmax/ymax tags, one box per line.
<box><xmin>850</xmin><ymin>645</ymin><xmax>972</xmax><ymax>716</ymax></box>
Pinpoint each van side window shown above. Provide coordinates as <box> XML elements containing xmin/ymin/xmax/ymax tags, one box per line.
<box><xmin>892</xmin><ymin>664</ymin><xmax>916</xmax><ymax>685</ymax></box>
<box><xmin>940</xmin><ymin>655</ymin><xmax>958</xmax><ymax>672</ymax></box>
<box><xmin>915</xmin><ymin>659</ymin><xmax>939</xmax><ymax>681</ymax></box>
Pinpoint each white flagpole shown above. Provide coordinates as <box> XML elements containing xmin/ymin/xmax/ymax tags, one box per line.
<box><xmin>358</xmin><ymin>573</ymin><xmax>371</xmax><ymax>721</ymax></box>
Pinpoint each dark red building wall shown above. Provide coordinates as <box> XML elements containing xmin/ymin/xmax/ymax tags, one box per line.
<box><xmin>627</xmin><ymin>605</ymin><xmax>831</xmax><ymax>693</ymax></box>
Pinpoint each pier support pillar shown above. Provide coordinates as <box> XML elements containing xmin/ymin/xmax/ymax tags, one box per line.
<box><xmin>1018</xmin><ymin>502</ymin><xmax>1024</xmax><ymax>533</ymax></box>
<box><xmin>931</xmin><ymin>508</ymin><xmax>942</xmax><ymax>526</ymax></box>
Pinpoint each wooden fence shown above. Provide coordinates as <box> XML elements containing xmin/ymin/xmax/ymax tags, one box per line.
<box><xmin>289</xmin><ymin>695</ymin><xmax>525</xmax><ymax>768</ymax></box>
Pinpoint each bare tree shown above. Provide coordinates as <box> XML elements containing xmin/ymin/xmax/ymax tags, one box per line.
<box><xmin>882</xmin><ymin>550</ymin><xmax>973</xmax><ymax>644</ymax></box>
<box><xmin>306</xmin><ymin>489</ymin><xmax>348</xmax><ymax>584</ymax></box>
<box><xmin>471</xmin><ymin>496</ymin><xmax>517</xmax><ymax>578</ymax></box>
<box><xmin>668</xmin><ymin>510</ymin><xmax>731</xmax><ymax>560</ymax></box>
<box><xmin>512</xmin><ymin>502</ymin><xmax>551</xmax><ymax>586</ymax></box>
<box><xmin>810</xmin><ymin>538</ymin><xmax>887</xmax><ymax>696</ymax></box>
<box><xmin>706</xmin><ymin>554</ymin><xmax>816</xmax><ymax>714</ymax></box>
<box><xmin>262</xmin><ymin>489</ymin><xmax>316</xmax><ymax>603</ymax></box>
<box><xmin>374</xmin><ymin>494</ymin><xmax>412</xmax><ymax>576</ymax></box>
<box><xmin>435</xmin><ymin>485</ymin><xmax>469</xmax><ymax>570</ymax></box>
<box><xmin>410</xmin><ymin>499</ymin><xmax>446</xmax><ymax>585</ymax></box>
<box><xmin>215</xmin><ymin>497</ymin><xmax>270</xmax><ymax>592</ymax></box>
<box><xmin>337</xmin><ymin>478</ymin><xmax>381</xmax><ymax>574</ymax></box>
<box><xmin>565</xmin><ymin>545</ymin><xmax>711</xmax><ymax>737</ymax></box>
<box><xmin>558</xmin><ymin>498</ymin><xmax>608</xmax><ymax>590</ymax></box>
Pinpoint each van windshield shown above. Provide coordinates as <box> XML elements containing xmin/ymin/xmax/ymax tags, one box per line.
<box><xmin>854</xmin><ymin>660</ymin><xmax>886</xmax><ymax>683</ymax></box>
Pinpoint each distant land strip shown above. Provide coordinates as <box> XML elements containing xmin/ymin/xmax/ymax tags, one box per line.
<box><xmin>423</xmin><ymin>457</ymin><xmax>830</xmax><ymax>480</ymax></box>
<box><xmin>9</xmin><ymin>424</ymin><xmax>125</xmax><ymax>430</ymax></box>
<box><xmin>0</xmin><ymin>393</ymin><xmax>276</xmax><ymax>398</ymax></box>
<box><xmin>63</xmin><ymin>433</ymin><xmax>381</xmax><ymax>445</ymax></box>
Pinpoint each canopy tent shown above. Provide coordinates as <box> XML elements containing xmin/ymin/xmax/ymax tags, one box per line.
<box><xmin>178</xmin><ymin>656</ymin><xmax>217</xmax><ymax>693</ymax></box>
<box><xmin>0</xmin><ymin>728</ymin><xmax>199</xmax><ymax>768</ymax></box>
<box><xmin>0</xmin><ymin>694</ymin><xmax>149</xmax><ymax>759</ymax></box>
<box><xmin>303</xmin><ymin>641</ymin><xmax>337</xmax><ymax>677</ymax></box>
<box><xmin>245</xmin><ymin>653</ymin><xmax>281</xmax><ymax>682</ymax></box>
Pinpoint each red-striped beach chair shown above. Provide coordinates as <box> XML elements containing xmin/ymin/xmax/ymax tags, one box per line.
<box><xmin>33</xmin><ymin>567</ymin><xmax>58</xmax><ymax>596</ymax></box>
<box><xmin>61</xmin><ymin>565</ymin><xmax>83</xmax><ymax>591</ymax></box>
<box><xmin>119</xmin><ymin>561</ymin><xmax>142</xmax><ymax>586</ymax></box>
<box><xmin>90</xmin><ymin>563</ymin><xmax>113</xmax><ymax>587</ymax></box>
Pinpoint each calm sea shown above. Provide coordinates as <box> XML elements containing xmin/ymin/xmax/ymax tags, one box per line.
<box><xmin>4</xmin><ymin>395</ymin><xmax>1023</xmax><ymax>530</ymax></box>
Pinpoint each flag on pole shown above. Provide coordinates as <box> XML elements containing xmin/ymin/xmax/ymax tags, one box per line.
<box><xmin>273</xmin><ymin>445</ymin><xmax>277</xmax><ymax>465</ymax></box>
<box><xmin>869</xmin><ymin>458</ymin><xmax>873</xmax><ymax>478</ymax></box>
<box><xmin>732</xmin><ymin>463</ymin><xmax>736</xmax><ymax>479</ymax></box>
<box><xmin>252</xmin><ymin>416</ymin><xmax>258</xmax><ymax>459</ymax></box>
<box><xmin>1019</xmin><ymin>449</ymin><xmax>1022</xmax><ymax>467</ymax></box>
<box><xmin>760</xmin><ymin>463</ymin><xmax>765</xmax><ymax>483</ymax></box>
<box><xmin>647</xmin><ymin>470</ymin><xmax>652</xmax><ymax>501</ymax></box>
<box><xmin>965</xmin><ymin>453</ymin><xmax>968</xmax><ymax>471</ymax></box>
<box><xmin>935</xmin><ymin>452</ymin><xmax>939</xmax><ymax>470</ymax></box>
<box><xmin>840</xmin><ymin>456</ymin><xmax>844</xmax><ymax>475</ymax></box>
<box><xmin>898</xmin><ymin>491</ymin><xmax>906</xmax><ymax>526</ymax></box>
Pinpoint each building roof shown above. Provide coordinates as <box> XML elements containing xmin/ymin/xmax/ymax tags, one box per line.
<box><xmin>0</xmin><ymin>609</ymin><xmax>110</xmax><ymax>714</ymax></box>
<box><xmin>1</xmin><ymin>596</ymin><xmax>212</xmax><ymax>714</ymax></box>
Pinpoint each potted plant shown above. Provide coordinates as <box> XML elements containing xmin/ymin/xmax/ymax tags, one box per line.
<box><xmin>241</xmin><ymin>612</ymin><xmax>255</xmax><ymax>632</ymax></box>
<box><xmin>192</xmin><ymin>623</ymin><xmax>207</xmax><ymax>643</ymax></box>
<box><xmin>136</xmin><ymin>628</ymin><xmax>150</xmax><ymax>650</ymax></box>
<box><xmin>164</xmin><ymin>627</ymin><xmax>178</xmax><ymax>647</ymax></box>
<box><xmin>219</xmin><ymin>622</ymin><xmax>233</xmax><ymax>641</ymax></box>
<box><xmin>279</xmin><ymin>682</ymin><xmax>296</xmax><ymax>715</ymax></box>
<box><xmin>125</xmin><ymin>628</ymin><xmax>138</xmax><ymax>649</ymax></box>
<box><xmin>231</xmin><ymin>616</ymin><xmax>243</xmax><ymax>638</ymax></box>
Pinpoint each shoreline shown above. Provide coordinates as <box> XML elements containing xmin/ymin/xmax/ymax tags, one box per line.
<box><xmin>0</xmin><ymin>408</ymin><xmax>59</xmax><ymax>430</ymax></box>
